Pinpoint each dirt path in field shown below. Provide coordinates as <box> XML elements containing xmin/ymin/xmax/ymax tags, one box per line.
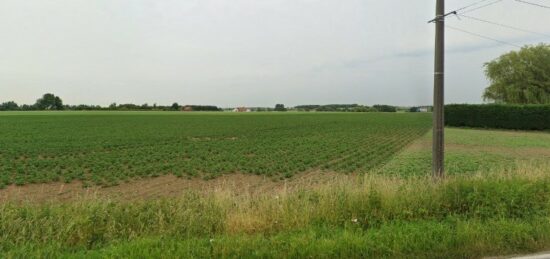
<box><xmin>0</xmin><ymin>171</ymin><xmax>348</xmax><ymax>203</ymax></box>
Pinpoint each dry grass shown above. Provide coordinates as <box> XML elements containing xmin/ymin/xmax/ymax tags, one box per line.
<box><xmin>0</xmin><ymin>170</ymin><xmax>345</xmax><ymax>203</ymax></box>
<box><xmin>2</xmin><ymin>161</ymin><xmax>550</xmax><ymax>258</ymax></box>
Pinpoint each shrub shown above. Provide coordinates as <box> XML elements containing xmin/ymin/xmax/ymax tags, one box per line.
<box><xmin>445</xmin><ymin>104</ymin><xmax>550</xmax><ymax>130</ymax></box>
<box><xmin>373</xmin><ymin>105</ymin><xmax>397</xmax><ymax>113</ymax></box>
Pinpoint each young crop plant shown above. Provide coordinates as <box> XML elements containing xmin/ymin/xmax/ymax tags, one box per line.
<box><xmin>0</xmin><ymin>113</ymin><xmax>432</xmax><ymax>187</ymax></box>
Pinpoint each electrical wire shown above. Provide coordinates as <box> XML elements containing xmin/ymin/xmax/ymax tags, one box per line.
<box><xmin>429</xmin><ymin>0</ymin><xmax>547</xmax><ymax>49</ymax></box>
<box><xmin>445</xmin><ymin>25</ymin><xmax>522</xmax><ymax>48</ymax></box>
<box><xmin>514</xmin><ymin>0</ymin><xmax>550</xmax><ymax>9</ymax></box>
<box><xmin>454</xmin><ymin>0</ymin><xmax>495</xmax><ymax>12</ymax></box>
<box><xmin>457</xmin><ymin>14</ymin><xmax>550</xmax><ymax>38</ymax></box>
<box><xmin>428</xmin><ymin>0</ymin><xmax>504</xmax><ymax>23</ymax></box>
<box><xmin>459</xmin><ymin>0</ymin><xmax>505</xmax><ymax>14</ymax></box>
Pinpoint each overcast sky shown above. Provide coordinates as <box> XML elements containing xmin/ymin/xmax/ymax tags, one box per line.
<box><xmin>1</xmin><ymin>0</ymin><xmax>549</xmax><ymax>107</ymax></box>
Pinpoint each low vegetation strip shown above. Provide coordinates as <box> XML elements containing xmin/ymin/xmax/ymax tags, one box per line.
<box><xmin>1</xmin><ymin>162</ymin><xmax>550</xmax><ymax>258</ymax></box>
<box><xmin>445</xmin><ymin>104</ymin><xmax>550</xmax><ymax>130</ymax></box>
<box><xmin>379</xmin><ymin>127</ymin><xmax>550</xmax><ymax>177</ymax></box>
<box><xmin>0</xmin><ymin>112</ymin><xmax>431</xmax><ymax>187</ymax></box>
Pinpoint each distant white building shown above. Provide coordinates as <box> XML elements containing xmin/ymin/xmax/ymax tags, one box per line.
<box><xmin>233</xmin><ymin>107</ymin><xmax>251</xmax><ymax>112</ymax></box>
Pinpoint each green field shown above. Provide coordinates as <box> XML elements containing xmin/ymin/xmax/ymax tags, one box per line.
<box><xmin>1</xmin><ymin>112</ymin><xmax>550</xmax><ymax>258</ymax></box>
<box><xmin>0</xmin><ymin>112</ymin><xmax>431</xmax><ymax>187</ymax></box>
<box><xmin>380</xmin><ymin>127</ymin><xmax>550</xmax><ymax>177</ymax></box>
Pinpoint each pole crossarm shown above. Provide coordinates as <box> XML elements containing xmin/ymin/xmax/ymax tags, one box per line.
<box><xmin>428</xmin><ymin>10</ymin><xmax>457</xmax><ymax>23</ymax></box>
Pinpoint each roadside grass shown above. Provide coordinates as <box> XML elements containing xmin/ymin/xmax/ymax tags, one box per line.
<box><xmin>2</xmin><ymin>160</ymin><xmax>550</xmax><ymax>258</ymax></box>
<box><xmin>445</xmin><ymin>127</ymin><xmax>550</xmax><ymax>149</ymax></box>
<box><xmin>10</xmin><ymin>218</ymin><xmax>550</xmax><ymax>259</ymax></box>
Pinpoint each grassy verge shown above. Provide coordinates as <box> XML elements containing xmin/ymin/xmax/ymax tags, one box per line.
<box><xmin>379</xmin><ymin>127</ymin><xmax>550</xmax><ymax>177</ymax></box>
<box><xmin>2</xmin><ymin>161</ymin><xmax>550</xmax><ymax>258</ymax></box>
<box><xmin>10</xmin><ymin>218</ymin><xmax>550</xmax><ymax>259</ymax></box>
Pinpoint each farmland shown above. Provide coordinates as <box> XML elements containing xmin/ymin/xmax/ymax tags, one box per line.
<box><xmin>1</xmin><ymin>112</ymin><xmax>550</xmax><ymax>258</ymax></box>
<box><xmin>0</xmin><ymin>112</ymin><xmax>431</xmax><ymax>187</ymax></box>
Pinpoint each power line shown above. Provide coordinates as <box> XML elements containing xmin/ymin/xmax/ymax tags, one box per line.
<box><xmin>457</xmin><ymin>14</ymin><xmax>550</xmax><ymax>38</ymax></box>
<box><xmin>445</xmin><ymin>25</ymin><xmax>522</xmax><ymax>48</ymax></box>
<box><xmin>455</xmin><ymin>0</ymin><xmax>494</xmax><ymax>12</ymax></box>
<box><xmin>460</xmin><ymin>0</ymin><xmax>505</xmax><ymax>14</ymax></box>
<box><xmin>514</xmin><ymin>0</ymin><xmax>550</xmax><ymax>9</ymax></box>
<box><xmin>429</xmin><ymin>0</ymin><xmax>504</xmax><ymax>23</ymax></box>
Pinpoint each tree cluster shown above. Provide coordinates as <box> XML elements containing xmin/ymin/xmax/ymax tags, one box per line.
<box><xmin>372</xmin><ymin>105</ymin><xmax>397</xmax><ymax>113</ymax></box>
<box><xmin>0</xmin><ymin>101</ymin><xmax>19</xmax><ymax>111</ymax></box>
<box><xmin>483</xmin><ymin>44</ymin><xmax>550</xmax><ymax>104</ymax></box>
<box><xmin>1</xmin><ymin>93</ymin><xmax>64</xmax><ymax>111</ymax></box>
<box><xmin>274</xmin><ymin>104</ymin><xmax>287</xmax><ymax>112</ymax></box>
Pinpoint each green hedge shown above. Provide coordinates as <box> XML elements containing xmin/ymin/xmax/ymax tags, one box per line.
<box><xmin>445</xmin><ymin>104</ymin><xmax>550</xmax><ymax>130</ymax></box>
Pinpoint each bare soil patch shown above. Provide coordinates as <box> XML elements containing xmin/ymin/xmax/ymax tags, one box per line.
<box><xmin>0</xmin><ymin>171</ymin><xmax>346</xmax><ymax>204</ymax></box>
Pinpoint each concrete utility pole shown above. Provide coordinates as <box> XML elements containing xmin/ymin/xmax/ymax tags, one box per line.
<box><xmin>433</xmin><ymin>0</ymin><xmax>445</xmax><ymax>178</ymax></box>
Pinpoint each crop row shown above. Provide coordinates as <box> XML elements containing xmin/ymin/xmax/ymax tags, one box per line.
<box><xmin>0</xmin><ymin>113</ymin><xmax>432</xmax><ymax>187</ymax></box>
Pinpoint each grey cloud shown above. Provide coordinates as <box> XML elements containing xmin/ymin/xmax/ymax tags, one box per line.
<box><xmin>1</xmin><ymin>0</ymin><xmax>549</xmax><ymax>107</ymax></box>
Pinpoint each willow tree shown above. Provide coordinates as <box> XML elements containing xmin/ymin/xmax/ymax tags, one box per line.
<box><xmin>483</xmin><ymin>44</ymin><xmax>550</xmax><ymax>104</ymax></box>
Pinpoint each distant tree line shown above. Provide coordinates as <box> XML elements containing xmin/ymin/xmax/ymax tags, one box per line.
<box><xmin>248</xmin><ymin>107</ymin><xmax>275</xmax><ymax>112</ymax></box>
<box><xmin>294</xmin><ymin>104</ymin><xmax>398</xmax><ymax>112</ymax></box>
<box><xmin>179</xmin><ymin>105</ymin><xmax>222</xmax><ymax>111</ymax></box>
<box><xmin>0</xmin><ymin>93</ymin><xmax>222</xmax><ymax>111</ymax></box>
<box><xmin>2</xmin><ymin>94</ymin><xmax>423</xmax><ymax>113</ymax></box>
<box><xmin>1</xmin><ymin>93</ymin><xmax>65</xmax><ymax>111</ymax></box>
<box><xmin>0</xmin><ymin>101</ymin><xmax>20</xmax><ymax>111</ymax></box>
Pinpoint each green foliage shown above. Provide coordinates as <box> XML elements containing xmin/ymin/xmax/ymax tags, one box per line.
<box><xmin>381</xmin><ymin>150</ymin><xmax>515</xmax><ymax>177</ymax></box>
<box><xmin>183</xmin><ymin>105</ymin><xmax>222</xmax><ymax>111</ymax></box>
<box><xmin>171</xmin><ymin>102</ymin><xmax>180</xmax><ymax>110</ymax></box>
<box><xmin>0</xmin><ymin>112</ymin><xmax>431</xmax><ymax>186</ymax></box>
<box><xmin>294</xmin><ymin>104</ymin><xmax>380</xmax><ymax>112</ymax></box>
<box><xmin>35</xmin><ymin>93</ymin><xmax>64</xmax><ymax>110</ymax></box>
<box><xmin>311</xmin><ymin>104</ymin><xmax>359</xmax><ymax>112</ymax></box>
<box><xmin>274</xmin><ymin>104</ymin><xmax>287</xmax><ymax>111</ymax></box>
<box><xmin>110</xmin><ymin>219</ymin><xmax>550</xmax><ymax>258</ymax></box>
<box><xmin>373</xmin><ymin>105</ymin><xmax>397</xmax><ymax>112</ymax></box>
<box><xmin>483</xmin><ymin>44</ymin><xmax>550</xmax><ymax>104</ymax></box>
<box><xmin>0</xmin><ymin>97</ymin><xmax>221</xmax><ymax>112</ymax></box>
<box><xmin>7</xmin><ymin>218</ymin><xmax>550</xmax><ymax>258</ymax></box>
<box><xmin>445</xmin><ymin>104</ymin><xmax>550</xmax><ymax>130</ymax></box>
<box><xmin>294</xmin><ymin>104</ymin><xmax>322</xmax><ymax>111</ymax></box>
<box><xmin>0</xmin><ymin>101</ymin><xmax>19</xmax><ymax>111</ymax></box>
